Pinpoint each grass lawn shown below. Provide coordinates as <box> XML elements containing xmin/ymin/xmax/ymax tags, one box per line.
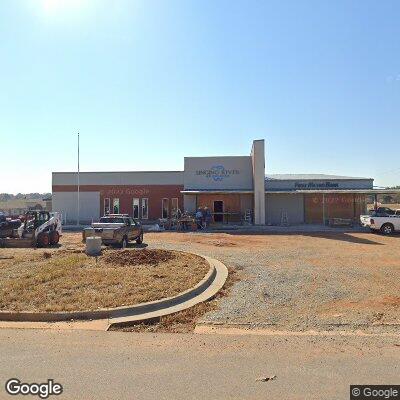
<box><xmin>0</xmin><ymin>249</ymin><xmax>209</xmax><ymax>312</ymax></box>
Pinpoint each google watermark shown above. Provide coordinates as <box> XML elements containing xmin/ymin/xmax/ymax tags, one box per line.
<box><xmin>350</xmin><ymin>385</ymin><xmax>400</xmax><ymax>400</ymax></box>
<box><xmin>5</xmin><ymin>378</ymin><xmax>63</xmax><ymax>399</ymax></box>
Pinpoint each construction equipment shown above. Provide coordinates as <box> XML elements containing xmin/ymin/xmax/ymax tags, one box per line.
<box><xmin>0</xmin><ymin>211</ymin><xmax>62</xmax><ymax>248</ymax></box>
<box><xmin>0</xmin><ymin>214</ymin><xmax>22</xmax><ymax>239</ymax></box>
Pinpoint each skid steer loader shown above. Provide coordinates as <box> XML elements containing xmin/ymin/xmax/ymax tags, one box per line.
<box><xmin>0</xmin><ymin>211</ymin><xmax>62</xmax><ymax>248</ymax></box>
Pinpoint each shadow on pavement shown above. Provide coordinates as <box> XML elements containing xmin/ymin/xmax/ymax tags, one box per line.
<box><xmin>226</xmin><ymin>231</ymin><xmax>387</xmax><ymax>245</ymax></box>
<box><xmin>127</xmin><ymin>242</ymin><xmax>148</xmax><ymax>249</ymax></box>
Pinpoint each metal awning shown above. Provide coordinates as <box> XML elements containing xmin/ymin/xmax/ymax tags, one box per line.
<box><xmin>265</xmin><ymin>189</ymin><xmax>400</xmax><ymax>194</ymax></box>
<box><xmin>182</xmin><ymin>189</ymin><xmax>400</xmax><ymax>195</ymax></box>
<box><xmin>181</xmin><ymin>190</ymin><xmax>254</xmax><ymax>194</ymax></box>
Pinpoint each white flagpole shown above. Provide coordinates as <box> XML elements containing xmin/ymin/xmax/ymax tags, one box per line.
<box><xmin>77</xmin><ymin>132</ymin><xmax>80</xmax><ymax>226</ymax></box>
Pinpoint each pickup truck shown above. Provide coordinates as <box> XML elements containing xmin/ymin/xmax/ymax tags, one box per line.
<box><xmin>83</xmin><ymin>214</ymin><xmax>144</xmax><ymax>248</ymax></box>
<box><xmin>360</xmin><ymin>210</ymin><xmax>400</xmax><ymax>235</ymax></box>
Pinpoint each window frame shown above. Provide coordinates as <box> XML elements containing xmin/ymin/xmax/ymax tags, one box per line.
<box><xmin>112</xmin><ymin>198</ymin><xmax>120</xmax><ymax>214</ymax></box>
<box><xmin>132</xmin><ymin>198</ymin><xmax>140</xmax><ymax>219</ymax></box>
<box><xmin>171</xmin><ymin>198</ymin><xmax>179</xmax><ymax>212</ymax></box>
<box><xmin>161</xmin><ymin>198</ymin><xmax>169</xmax><ymax>219</ymax></box>
<box><xmin>104</xmin><ymin>198</ymin><xmax>111</xmax><ymax>215</ymax></box>
<box><xmin>141</xmin><ymin>198</ymin><xmax>149</xmax><ymax>220</ymax></box>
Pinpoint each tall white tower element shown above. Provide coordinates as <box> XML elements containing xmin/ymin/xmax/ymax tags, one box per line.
<box><xmin>251</xmin><ymin>139</ymin><xmax>266</xmax><ymax>225</ymax></box>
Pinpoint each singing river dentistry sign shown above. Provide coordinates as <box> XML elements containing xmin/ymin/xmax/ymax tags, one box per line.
<box><xmin>196</xmin><ymin>166</ymin><xmax>240</xmax><ymax>181</ymax></box>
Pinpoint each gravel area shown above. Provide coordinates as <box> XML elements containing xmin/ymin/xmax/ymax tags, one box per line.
<box><xmin>140</xmin><ymin>231</ymin><xmax>400</xmax><ymax>333</ymax></box>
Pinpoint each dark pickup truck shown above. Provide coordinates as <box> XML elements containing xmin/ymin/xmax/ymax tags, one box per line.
<box><xmin>82</xmin><ymin>214</ymin><xmax>144</xmax><ymax>248</ymax></box>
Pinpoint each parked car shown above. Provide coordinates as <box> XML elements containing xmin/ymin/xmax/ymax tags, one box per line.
<box><xmin>82</xmin><ymin>214</ymin><xmax>144</xmax><ymax>248</ymax></box>
<box><xmin>360</xmin><ymin>213</ymin><xmax>400</xmax><ymax>235</ymax></box>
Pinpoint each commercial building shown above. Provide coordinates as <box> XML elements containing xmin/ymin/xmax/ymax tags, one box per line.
<box><xmin>52</xmin><ymin>171</ymin><xmax>184</xmax><ymax>224</ymax></box>
<box><xmin>52</xmin><ymin>139</ymin><xmax>377</xmax><ymax>225</ymax></box>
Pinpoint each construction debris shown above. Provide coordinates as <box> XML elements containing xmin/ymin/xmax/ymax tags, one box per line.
<box><xmin>255</xmin><ymin>375</ymin><xmax>277</xmax><ymax>382</ymax></box>
<box><xmin>103</xmin><ymin>249</ymin><xmax>176</xmax><ymax>267</ymax></box>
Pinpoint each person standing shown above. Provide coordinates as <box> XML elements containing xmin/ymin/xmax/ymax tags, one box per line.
<box><xmin>195</xmin><ymin>208</ymin><xmax>203</xmax><ymax>230</ymax></box>
<box><xmin>204</xmin><ymin>206</ymin><xmax>212</xmax><ymax>229</ymax></box>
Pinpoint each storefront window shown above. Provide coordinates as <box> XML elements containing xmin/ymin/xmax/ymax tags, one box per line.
<box><xmin>162</xmin><ymin>198</ymin><xmax>169</xmax><ymax>219</ymax></box>
<box><xmin>171</xmin><ymin>198</ymin><xmax>178</xmax><ymax>213</ymax></box>
<box><xmin>132</xmin><ymin>198</ymin><xmax>139</xmax><ymax>219</ymax></box>
<box><xmin>104</xmin><ymin>198</ymin><xmax>110</xmax><ymax>215</ymax></box>
<box><xmin>141</xmin><ymin>198</ymin><xmax>148</xmax><ymax>219</ymax></box>
<box><xmin>113</xmin><ymin>198</ymin><xmax>120</xmax><ymax>214</ymax></box>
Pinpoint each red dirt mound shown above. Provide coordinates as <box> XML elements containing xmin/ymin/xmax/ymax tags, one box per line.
<box><xmin>103</xmin><ymin>249</ymin><xmax>176</xmax><ymax>266</ymax></box>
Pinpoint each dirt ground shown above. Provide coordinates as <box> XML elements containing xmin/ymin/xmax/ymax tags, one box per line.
<box><xmin>1</xmin><ymin>231</ymin><xmax>399</xmax><ymax>333</ymax></box>
<box><xmin>0</xmin><ymin>241</ymin><xmax>209</xmax><ymax>312</ymax></box>
<box><xmin>140</xmin><ymin>230</ymin><xmax>400</xmax><ymax>333</ymax></box>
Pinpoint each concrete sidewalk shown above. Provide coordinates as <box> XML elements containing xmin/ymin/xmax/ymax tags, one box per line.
<box><xmin>0</xmin><ymin>328</ymin><xmax>398</xmax><ymax>400</ymax></box>
<box><xmin>207</xmin><ymin>223</ymin><xmax>369</xmax><ymax>234</ymax></box>
<box><xmin>63</xmin><ymin>223</ymin><xmax>370</xmax><ymax>234</ymax></box>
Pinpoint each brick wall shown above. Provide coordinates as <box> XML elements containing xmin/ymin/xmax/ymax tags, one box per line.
<box><xmin>52</xmin><ymin>185</ymin><xmax>183</xmax><ymax>221</ymax></box>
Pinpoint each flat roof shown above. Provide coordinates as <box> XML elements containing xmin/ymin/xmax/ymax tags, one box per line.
<box><xmin>182</xmin><ymin>189</ymin><xmax>400</xmax><ymax>195</ymax></box>
<box><xmin>265</xmin><ymin>174</ymin><xmax>373</xmax><ymax>181</ymax></box>
<box><xmin>181</xmin><ymin>190</ymin><xmax>253</xmax><ymax>194</ymax></box>
<box><xmin>266</xmin><ymin>189</ymin><xmax>400</xmax><ymax>194</ymax></box>
<box><xmin>52</xmin><ymin>170</ymin><xmax>183</xmax><ymax>174</ymax></box>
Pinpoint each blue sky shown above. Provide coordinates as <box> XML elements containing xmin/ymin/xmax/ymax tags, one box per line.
<box><xmin>1</xmin><ymin>0</ymin><xmax>399</xmax><ymax>193</ymax></box>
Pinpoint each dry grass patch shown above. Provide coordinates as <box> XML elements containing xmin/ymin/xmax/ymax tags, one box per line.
<box><xmin>0</xmin><ymin>249</ymin><xmax>209</xmax><ymax>312</ymax></box>
<box><xmin>111</xmin><ymin>266</ymin><xmax>240</xmax><ymax>333</ymax></box>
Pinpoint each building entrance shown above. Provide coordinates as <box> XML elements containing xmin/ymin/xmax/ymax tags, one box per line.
<box><xmin>213</xmin><ymin>200</ymin><xmax>224</xmax><ymax>222</ymax></box>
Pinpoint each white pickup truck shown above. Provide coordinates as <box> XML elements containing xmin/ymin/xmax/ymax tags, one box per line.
<box><xmin>360</xmin><ymin>208</ymin><xmax>400</xmax><ymax>234</ymax></box>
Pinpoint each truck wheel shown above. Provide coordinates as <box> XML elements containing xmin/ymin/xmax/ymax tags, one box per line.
<box><xmin>380</xmin><ymin>223</ymin><xmax>394</xmax><ymax>235</ymax></box>
<box><xmin>120</xmin><ymin>236</ymin><xmax>128</xmax><ymax>249</ymax></box>
<box><xmin>37</xmin><ymin>233</ymin><xmax>50</xmax><ymax>247</ymax></box>
<box><xmin>50</xmin><ymin>231</ymin><xmax>60</xmax><ymax>245</ymax></box>
<box><xmin>136</xmin><ymin>232</ymin><xmax>143</xmax><ymax>244</ymax></box>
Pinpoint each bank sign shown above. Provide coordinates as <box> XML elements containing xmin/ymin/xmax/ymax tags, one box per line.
<box><xmin>196</xmin><ymin>165</ymin><xmax>240</xmax><ymax>182</ymax></box>
<box><xmin>294</xmin><ymin>181</ymin><xmax>340</xmax><ymax>189</ymax></box>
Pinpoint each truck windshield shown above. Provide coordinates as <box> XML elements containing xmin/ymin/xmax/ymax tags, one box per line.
<box><xmin>99</xmin><ymin>217</ymin><xmax>125</xmax><ymax>223</ymax></box>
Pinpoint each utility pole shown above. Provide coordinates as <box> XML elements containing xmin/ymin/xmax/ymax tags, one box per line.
<box><xmin>77</xmin><ymin>132</ymin><xmax>80</xmax><ymax>226</ymax></box>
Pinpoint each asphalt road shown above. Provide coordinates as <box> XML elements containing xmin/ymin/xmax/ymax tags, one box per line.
<box><xmin>0</xmin><ymin>329</ymin><xmax>398</xmax><ymax>400</ymax></box>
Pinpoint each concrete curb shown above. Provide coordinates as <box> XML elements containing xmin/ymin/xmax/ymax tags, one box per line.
<box><xmin>0</xmin><ymin>254</ymin><xmax>225</xmax><ymax>324</ymax></box>
<box><xmin>107</xmin><ymin>256</ymin><xmax>228</xmax><ymax>329</ymax></box>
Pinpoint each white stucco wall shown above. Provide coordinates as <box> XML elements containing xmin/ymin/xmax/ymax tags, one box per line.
<box><xmin>52</xmin><ymin>171</ymin><xmax>184</xmax><ymax>186</ymax></box>
<box><xmin>52</xmin><ymin>192</ymin><xmax>100</xmax><ymax>225</ymax></box>
<box><xmin>266</xmin><ymin>194</ymin><xmax>304</xmax><ymax>225</ymax></box>
<box><xmin>251</xmin><ymin>140</ymin><xmax>266</xmax><ymax>224</ymax></box>
<box><xmin>184</xmin><ymin>156</ymin><xmax>253</xmax><ymax>190</ymax></box>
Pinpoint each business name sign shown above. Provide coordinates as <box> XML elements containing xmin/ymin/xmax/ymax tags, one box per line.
<box><xmin>100</xmin><ymin>188</ymin><xmax>150</xmax><ymax>196</ymax></box>
<box><xmin>196</xmin><ymin>165</ymin><xmax>240</xmax><ymax>182</ymax></box>
<box><xmin>294</xmin><ymin>181</ymin><xmax>340</xmax><ymax>189</ymax></box>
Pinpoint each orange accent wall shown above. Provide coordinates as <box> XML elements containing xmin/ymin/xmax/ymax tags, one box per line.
<box><xmin>196</xmin><ymin>193</ymin><xmax>245</xmax><ymax>222</ymax></box>
<box><xmin>305</xmin><ymin>193</ymin><xmax>368</xmax><ymax>224</ymax></box>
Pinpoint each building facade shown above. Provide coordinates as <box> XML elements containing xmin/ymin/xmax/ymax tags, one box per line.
<box><xmin>52</xmin><ymin>171</ymin><xmax>184</xmax><ymax>224</ymax></box>
<box><xmin>52</xmin><ymin>139</ymin><xmax>374</xmax><ymax>225</ymax></box>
